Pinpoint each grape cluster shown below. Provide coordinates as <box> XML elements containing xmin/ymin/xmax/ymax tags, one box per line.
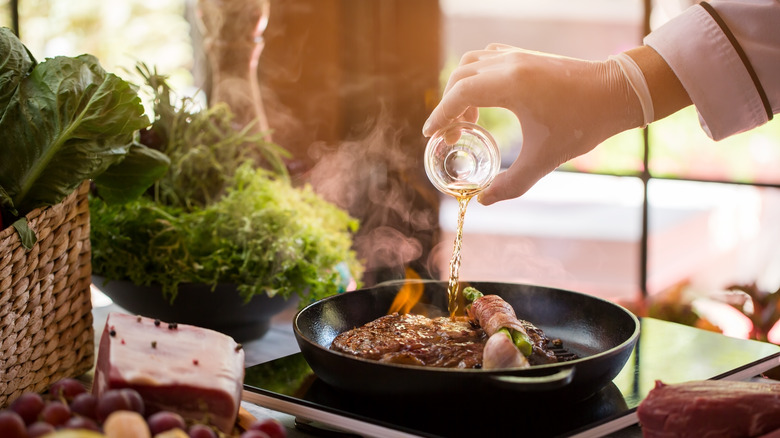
<box><xmin>0</xmin><ymin>378</ymin><xmax>286</xmax><ymax>438</ymax></box>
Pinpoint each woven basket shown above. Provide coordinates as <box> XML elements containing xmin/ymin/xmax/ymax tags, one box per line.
<box><xmin>0</xmin><ymin>181</ymin><xmax>94</xmax><ymax>407</ymax></box>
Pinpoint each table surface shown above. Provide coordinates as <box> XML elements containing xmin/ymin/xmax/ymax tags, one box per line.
<box><xmin>91</xmin><ymin>296</ymin><xmax>779</xmax><ymax>438</ymax></box>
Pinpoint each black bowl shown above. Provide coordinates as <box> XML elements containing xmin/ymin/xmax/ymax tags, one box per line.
<box><xmin>92</xmin><ymin>275</ymin><xmax>294</xmax><ymax>341</ymax></box>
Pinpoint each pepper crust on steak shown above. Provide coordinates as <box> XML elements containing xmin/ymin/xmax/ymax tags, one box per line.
<box><xmin>330</xmin><ymin>302</ymin><xmax>560</xmax><ymax>369</ymax></box>
<box><xmin>330</xmin><ymin>313</ymin><xmax>487</xmax><ymax>368</ymax></box>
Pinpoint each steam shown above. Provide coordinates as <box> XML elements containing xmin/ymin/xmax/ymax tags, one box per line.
<box><xmin>196</xmin><ymin>0</ymin><xmax>442</xmax><ymax>285</ymax></box>
<box><xmin>307</xmin><ymin>108</ymin><xmax>440</xmax><ymax>283</ymax></box>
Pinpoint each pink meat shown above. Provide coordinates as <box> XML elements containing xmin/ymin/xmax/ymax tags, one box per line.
<box><xmin>467</xmin><ymin>294</ymin><xmax>527</xmax><ymax>336</ymax></box>
<box><xmin>93</xmin><ymin>313</ymin><xmax>245</xmax><ymax>433</ymax></box>
<box><xmin>638</xmin><ymin>380</ymin><xmax>780</xmax><ymax>438</ymax></box>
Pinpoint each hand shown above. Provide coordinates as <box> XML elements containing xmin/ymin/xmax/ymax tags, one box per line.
<box><xmin>422</xmin><ymin>44</ymin><xmax>643</xmax><ymax>205</ymax></box>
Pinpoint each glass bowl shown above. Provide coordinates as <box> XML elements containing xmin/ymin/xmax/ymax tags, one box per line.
<box><xmin>424</xmin><ymin>122</ymin><xmax>500</xmax><ymax>198</ymax></box>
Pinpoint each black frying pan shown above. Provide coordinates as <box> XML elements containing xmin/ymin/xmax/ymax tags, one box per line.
<box><xmin>294</xmin><ymin>280</ymin><xmax>640</xmax><ymax>401</ymax></box>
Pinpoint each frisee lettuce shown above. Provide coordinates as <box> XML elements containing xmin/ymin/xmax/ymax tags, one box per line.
<box><xmin>90</xmin><ymin>163</ymin><xmax>363</xmax><ymax>304</ymax></box>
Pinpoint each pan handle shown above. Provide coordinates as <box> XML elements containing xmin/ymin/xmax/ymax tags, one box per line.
<box><xmin>486</xmin><ymin>367</ymin><xmax>574</xmax><ymax>391</ymax></box>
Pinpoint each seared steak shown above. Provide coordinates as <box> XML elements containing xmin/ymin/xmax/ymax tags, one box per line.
<box><xmin>330</xmin><ymin>310</ymin><xmax>559</xmax><ymax>369</ymax></box>
<box><xmin>331</xmin><ymin>313</ymin><xmax>487</xmax><ymax>368</ymax></box>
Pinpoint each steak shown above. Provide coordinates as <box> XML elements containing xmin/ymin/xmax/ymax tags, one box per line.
<box><xmin>331</xmin><ymin>313</ymin><xmax>487</xmax><ymax>368</ymax></box>
<box><xmin>637</xmin><ymin>380</ymin><xmax>780</xmax><ymax>438</ymax></box>
<box><xmin>330</xmin><ymin>311</ymin><xmax>561</xmax><ymax>369</ymax></box>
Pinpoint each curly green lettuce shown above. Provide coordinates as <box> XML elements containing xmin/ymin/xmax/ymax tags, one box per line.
<box><xmin>90</xmin><ymin>163</ymin><xmax>364</xmax><ymax>304</ymax></box>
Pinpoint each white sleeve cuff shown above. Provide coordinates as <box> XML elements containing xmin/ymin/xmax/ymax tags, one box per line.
<box><xmin>644</xmin><ymin>4</ymin><xmax>770</xmax><ymax>140</ymax></box>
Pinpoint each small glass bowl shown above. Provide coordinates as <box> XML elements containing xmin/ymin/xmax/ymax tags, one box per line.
<box><xmin>424</xmin><ymin>122</ymin><xmax>500</xmax><ymax>198</ymax></box>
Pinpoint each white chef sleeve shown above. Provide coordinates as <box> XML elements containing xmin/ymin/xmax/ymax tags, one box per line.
<box><xmin>644</xmin><ymin>0</ymin><xmax>780</xmax><ymax>140</ymax></box>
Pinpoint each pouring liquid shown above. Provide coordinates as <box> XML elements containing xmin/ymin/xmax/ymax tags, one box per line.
<box><xmin>424</xmin><ymin>122</ymin><xmax>500</xmax><ymax>319</ymax></box>
<box><xmin>446</xmin><ymin>185</ymin><xmax>480</xmax><ymax>319</ymax></box>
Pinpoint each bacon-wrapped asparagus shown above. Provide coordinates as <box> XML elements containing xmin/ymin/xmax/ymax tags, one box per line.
<box><xmin>482</xmin><ymin>327</ymin><xmax>530</xmax><ymax>369</ymax></box>
<box><xmin>464</xmin><ymin>287</ymin><xmax>557</xmax><ymax>367</ymax></box>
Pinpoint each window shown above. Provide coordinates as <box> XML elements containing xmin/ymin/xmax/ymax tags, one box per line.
<box><xmin>436</xmin><ymin>0</ymin><xmax>780</xmax><ymax>314</ymax></box>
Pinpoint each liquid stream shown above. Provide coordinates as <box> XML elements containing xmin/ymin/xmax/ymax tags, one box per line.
<box><xmin>447</xmin><ymin>186</ymin><xmax>479</xmax><ymax>318</ymax></box>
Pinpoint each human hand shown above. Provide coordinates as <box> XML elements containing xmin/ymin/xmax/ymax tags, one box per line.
<box><xmin>422</xmin><ymin>44</ymin><xmax>643</xmax><ymax>205</ymax></box>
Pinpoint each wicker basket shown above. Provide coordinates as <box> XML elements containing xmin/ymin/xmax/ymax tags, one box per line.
<box><xmin>0</xmin><ymin>181</ymin><xmax>94</xmax><ymax>407</ymax></box>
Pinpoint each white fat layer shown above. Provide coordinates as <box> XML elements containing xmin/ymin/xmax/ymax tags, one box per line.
<box><xmin>482</xmin><ymin>332</ymin><xmax>529</xmax><ymax>370</ymax></box>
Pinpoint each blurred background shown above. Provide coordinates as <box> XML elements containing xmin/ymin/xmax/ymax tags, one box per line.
<box><xmin>4</xmin><ymin>0</ymin><xmax>779</xmax><ymax>343</ymax></box>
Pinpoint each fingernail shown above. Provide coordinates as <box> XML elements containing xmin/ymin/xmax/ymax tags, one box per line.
<box><xmin>422</xmin><ymin>118</ymin><xmax>432</xmax><ymax>136</ymax></box>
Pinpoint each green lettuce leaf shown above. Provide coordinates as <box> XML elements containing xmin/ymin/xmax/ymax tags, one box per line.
<box><xmin>11</xmin><ymin>217</ymin><xmax>36</xmax><ymax>249</ymax></box>
<box><xmin>93</xmin><ymin>142</ymin><xmax>171</xmax><ymax>205</ymax></box>
<box><xmin>0</xmin><ymin>54</ymin><xmax>150</xmax><ymax>216</ymax></box>
<box><xmin>0</xmin><ymin>185</ymin><xmax>12</xmax><ymax>218</ymax></box>
<box><xmin>0</xmin><ymin>27</ymin><xmax>36</xmax><ymax>116</ymax></box>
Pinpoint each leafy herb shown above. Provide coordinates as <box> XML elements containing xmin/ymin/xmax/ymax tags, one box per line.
<box><xmin>90</xmin><ymin>66</ymin><xmax>363</xmax><ymax>304</ymax></box>
<box><xmin>0</xmin><ymin>28</ymin><xmax>168</xmax><ymax>247</ymax></box>
<box><xmin>136</xmin><ymin>63</ymin><xmax>288</xmax><ymax>208</ymax></box>
<box><xmin>91</xmin><ymin>163</ymin><xmax>362</xmax><ymax>304</ymax></box>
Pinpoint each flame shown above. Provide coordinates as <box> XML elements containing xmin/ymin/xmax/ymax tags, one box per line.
<box><xmin>388</xmin><ymin>267</ymin><xmax>424</xmax><ymax>315</ymax></box>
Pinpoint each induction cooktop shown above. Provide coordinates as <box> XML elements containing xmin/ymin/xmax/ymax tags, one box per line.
<box><xmin>242</xmin><ymin>318</ymin><xmax>780</xmax><ymax>438</ymax></box>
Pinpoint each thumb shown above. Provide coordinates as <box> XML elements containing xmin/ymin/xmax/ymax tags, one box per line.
<box><xmin>477</xmin><ymin>161</ymin><xmax>550</xmax><ymax>206</ymax></box>
<box><xmin>476</xmin><ymin>172</ymin><xmax>525</xmax><ymax>206</ymax></box>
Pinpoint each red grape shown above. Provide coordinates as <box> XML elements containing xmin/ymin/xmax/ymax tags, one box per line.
<box><xmin>27</xmin><ymin>421</ymin><xmax>55</xmax><ymax>438</ymax></box>
<box><xmin>49</xmin><ymin>378</ymin><xmax>87</xmax><ymax>401</ymax></box>
<box><xmin>148</xmin><ymin>411</ymin><xmax>186</xmax><ymax>435</ymax></box>
<box><xmin>0</xmin><ymin>410</ymin><xmax>27</xmax><ymax>438</ymax></box>
<box><xmin>41</xmin><ymin>401</ymin><xmax>71</xmax><ymax>426</ymax></box>
<box><xmin>189</xmin><ymin>424</ymin><xmax>218</xmax><ymax>438</ymax></box>
<box><xmin>69</xmin><ymin>392</ymin><xmax>99</xmax><ymax>420</ymax></box>
<box><xmin>240</xmin><ymin>431</ymin><xmax>272</xmax><ymax>438</ymax></box>
<box><xmin>63</xmin><ymin>416</ymin><xmax>101</xmax><ymax>431</ymax></box>
<box><xmin>9</xmin><ymin>392</ymin><xmax>44</xmax><ymax>425</ymax></box>
<box><xmin>123</xmin><ymin>388</ymin><xmax>145</xmax><ymax>415</ymax></box>
<box><xmin>248</xmin><ymin>418</ymin><xmax>287</xmax><ymax>438</ymax></box>
<box><xmin>97</xmin><ymin>388</ymin><xmax>145</xmax><ymax>421</ymax></box>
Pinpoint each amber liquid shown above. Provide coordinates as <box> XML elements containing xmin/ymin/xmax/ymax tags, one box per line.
<box><xmin>446</xmin><ymin>187</ymin><xmax>479</xmax><ymax>318</ymax></box>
